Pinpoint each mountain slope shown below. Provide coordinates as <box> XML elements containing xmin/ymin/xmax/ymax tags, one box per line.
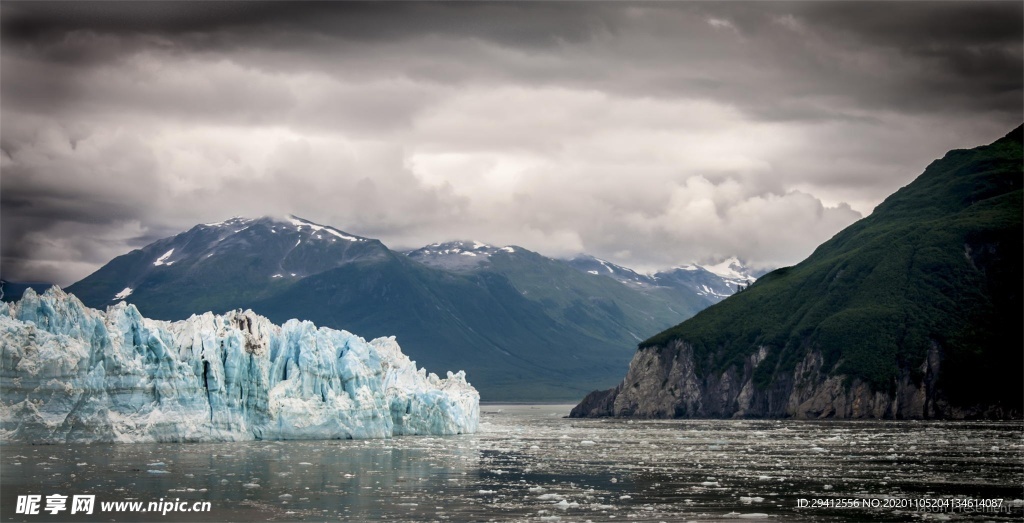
<box><xmin>410</xmin><ymin>243</ymin><xmax>713</xmax><ymax>339</ymax></box>
<box><xmin>572</xmin><ymin>126</ymin><xmax>1023</xmax><ymax>419</ymax></box>
<box><xmin>66</xmin><ymin>216</ymin><xmax>390</xmax><ymax>318</ymax></box>
<box><xmin>67</xmin><ymin>219</ymin><xmax>721</xmax><ymax>400</ymax></box>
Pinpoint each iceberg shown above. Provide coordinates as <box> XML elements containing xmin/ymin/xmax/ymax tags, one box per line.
<box><xmin>0</xmin><ymin>288</ymin><xmax>478</xmax><ymax>443</ymax></box>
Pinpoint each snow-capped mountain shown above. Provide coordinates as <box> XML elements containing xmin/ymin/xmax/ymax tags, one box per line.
<box><xmin>66</xmin><ymin>215</ymin><xmax>751</xmax><ymax>401</ymax></box>
<box><xmin>568</xmin><ymin>255</ymin><xmax>761</xmax><ymax>301</ymax></box>
<box><xmin>412</xmin><ymin>244</ymin><xmax>762</xmax><ymax>302</ymax></box>
<box><xmin>406</xmin><ymin>240</ymin><xmax>517</xmax><ymax>271</ymax></box>
<box><xmin>144</xmin><ymin>214</ymin><xmax>383</xmax><ymax>281</ymax></box>
<box><xmin>67</xmin><ymin>215</ymin><xmax>390</xmax><ymax>311</ymax></box>
<box><xmin>653</xmin><ymin>258</ymin><xmax>759</xmax><ymax>300</ymax></box>
<box><xmin>565</xmin><ymin>255</ymin><xmax>655</xmax><ymax>289</ymax></box>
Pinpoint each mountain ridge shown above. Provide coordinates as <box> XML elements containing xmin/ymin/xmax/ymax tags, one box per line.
<box><xmin>65</xmin><ymin>215</ymin><xmax>760</xmax><ymax>401</ymax></box>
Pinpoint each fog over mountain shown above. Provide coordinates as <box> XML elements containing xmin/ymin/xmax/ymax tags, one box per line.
<box><xmin>2</xmin><ymin>2</ymin><xmax>1021</xmax><ymax>286</ymax></box>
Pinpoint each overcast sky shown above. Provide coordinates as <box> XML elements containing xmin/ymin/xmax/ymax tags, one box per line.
<box><xmin>2</xmin><ymin>1</ymin><xmax>1021</xmax><ymax>286</ymax></box>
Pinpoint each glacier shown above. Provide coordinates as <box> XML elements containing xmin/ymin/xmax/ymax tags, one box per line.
<box><xmin>0</xmin><ymin>288</ymin><xmax>478</xmax><ymax>443</ymax></box>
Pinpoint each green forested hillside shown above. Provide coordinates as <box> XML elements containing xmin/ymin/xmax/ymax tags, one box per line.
<box><xmin>641</xmin><ymin>126</ymin><xmax>1022</xmax><ymax>412</ymax></box>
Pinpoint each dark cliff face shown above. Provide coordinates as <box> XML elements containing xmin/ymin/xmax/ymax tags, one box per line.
<box><xmin>569</xmin><ymin>339</ymin><xmax>1001</xmax><ymax>419</ymax></box>
<box><xmin>572</xmin><ymin>126</ymin><xmax>1023</xmax><ymax>420</ymax></box>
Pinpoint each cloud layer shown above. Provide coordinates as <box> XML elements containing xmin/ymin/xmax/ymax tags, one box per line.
<box><xmin>2</xmin><ymin>2</ymin><xmax>1021</xmax><ymax>285</ymax></box>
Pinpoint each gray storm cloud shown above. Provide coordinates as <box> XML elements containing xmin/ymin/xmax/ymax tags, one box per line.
<box><xmin>2</xmin><ymin>1</ymin><xmax>1021</xmax><ymax>285</ymax></box>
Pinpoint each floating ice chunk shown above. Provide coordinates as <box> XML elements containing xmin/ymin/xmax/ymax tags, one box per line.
<box><xmin>478</xmin><ymin>490</ymin><xmax>496</xmax><ymax>494</ymax></box>
<box><xmin>554</xmin><ymin>499</ymin><xmax>579</xmax><ymax>509</ymax></box>
<box><xmin>581</xmin><ymin>440</ymin><xmax>597</xmax><ymax>446</ymax></box>
<box><xmin>147</xmin><ymin>470</ymin><xmax>170</xmax><ymax>474</ymax></box>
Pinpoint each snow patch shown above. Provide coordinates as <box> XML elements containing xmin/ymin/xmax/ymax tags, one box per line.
<box><xmin>203</xmin><ymin>217</ymin><xmax>251</xmax><ymax>228</ymax></box>
<box><xmin>113</xmin><ymin>287</ymin><xmax>134</xmax><ymax>301</ymax></box>
<box><xmin>703</xmin><ymin>257</ymin><xmax>750</xmax><ymax>281</ymax></box>
<box><xmin>287</xmin><ymin>215</ymin><xmax>364</xmax><ymax>242</ymax></box>
<box><xmin>153</xmin><ymin>249</ymin><xmax>175</xmax><ymax>266</ymax></box>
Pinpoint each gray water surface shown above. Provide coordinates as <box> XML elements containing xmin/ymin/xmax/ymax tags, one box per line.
<box><xmin>3</xmin><ymin>404</ymin><xmax>1022</xmax><ymax>522</ymax></box>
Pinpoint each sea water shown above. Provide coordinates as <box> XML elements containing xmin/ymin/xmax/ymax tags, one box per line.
<box><xmin>2</xmin><ymin>404</ymin><xmax>1021</xmax><ymax>522</ymax></box>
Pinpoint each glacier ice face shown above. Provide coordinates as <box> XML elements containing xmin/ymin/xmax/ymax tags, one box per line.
<box><xmin>0</xmin><ymin>288</ymin><xmax>478</xmax><ymax>443</ymax></box>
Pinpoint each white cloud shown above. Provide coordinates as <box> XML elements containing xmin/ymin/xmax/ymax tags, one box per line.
<box><xmin>707</xmin><ymin>18</ymin><xmax>738</xmax><ymax>32</ymax></box>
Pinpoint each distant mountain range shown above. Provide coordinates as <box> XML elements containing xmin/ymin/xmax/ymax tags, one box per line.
<box><xmin>572</xmin><ymin>125</ymin><xmax>1023</xmax><ymax>419</ymax></box>
<box><xmin>61</xmin><ymin>217</ymin><xmax>760</xmax><ymax>401</ymax></box>
<box><xmin>568</xmin><ymin>255</ymin><xmax>763</xmax><ymax>301</ymax></box>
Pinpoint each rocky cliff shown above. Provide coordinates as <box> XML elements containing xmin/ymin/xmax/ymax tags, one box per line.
<box><xmin>570</xmin><ymin>339</ymin><xmax>999</xmax><ymax>419</ymax></box>
<box><xmin>572</xmin><ymin>126</ymin><xmax>1022</xmax><ymax>420</ymax></box>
